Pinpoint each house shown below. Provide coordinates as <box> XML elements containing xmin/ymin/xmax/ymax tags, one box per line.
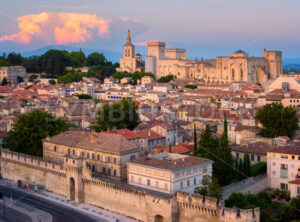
<box><xmin>43</xmin><ymin>130</ymin><xmax>139</xmax><ymax>181</ymax></box>
<box><xmin>231</xmin><ymin>142</ymin><xmax>271</xmax><ymax>165</ymax></box>
<box><xmin>151</xmin><ymin>122</ymin><xmax>177</xmax><ymax>146</ymax></box>
<box><xmin>267</xmin><ymin>143</ymin><xmax>300</xmax><ymax>196</ymax></box>
<box><xmin>127</xmin><ymin>152</ymin><xmax>213</xmax><ymax>194</ymax></box>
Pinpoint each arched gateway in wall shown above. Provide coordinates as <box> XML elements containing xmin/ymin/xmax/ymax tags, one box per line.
<box><xmin>70</xmin><ymin>177</ymin><xmax>75</xmax><ymax>201</ymax></box>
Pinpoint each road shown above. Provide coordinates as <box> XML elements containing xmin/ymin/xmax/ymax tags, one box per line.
<box><xmin>0</xmin><ymin>203</ymin><xmax>31</xmax><ymax>222</ymax></box>
<box><xmin>0</xmin><ymin>185</ymin><xmax>108</xmax><ymax>222</ymax></box>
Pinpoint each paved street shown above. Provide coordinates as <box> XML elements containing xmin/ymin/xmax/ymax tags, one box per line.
<box><xmin>0</xmin><ymin>203</ymin><xmax>31</xmax><ymax>222</ymax></box>
<box><xmin>0</xmin><ymin>185</ymin><xmax>108</xmax><ymax>222</ymax></box>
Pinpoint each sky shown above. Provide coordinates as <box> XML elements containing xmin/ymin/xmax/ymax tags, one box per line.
<box><xmin>0</xmin><ymin>0</ymin><xmax>299</xmax><ymax>59</ymax></box>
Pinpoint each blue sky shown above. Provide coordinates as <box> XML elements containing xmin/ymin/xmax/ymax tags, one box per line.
<box><xmin>0</xmin><ymin>0</ymin><xmax>299</xmax><ymax>58</ymax></box>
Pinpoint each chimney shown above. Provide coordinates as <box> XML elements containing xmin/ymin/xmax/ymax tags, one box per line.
<box><xmin>91</xmin><ymin>133</ymin><xmax>94</xmax><ymax>142</ymax></box>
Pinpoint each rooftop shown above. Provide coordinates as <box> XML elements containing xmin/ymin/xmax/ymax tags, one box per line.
<box><xmin>129</xmin><ymin>152</ymin><xmax>212</xmax><ymax>172</ymax></box>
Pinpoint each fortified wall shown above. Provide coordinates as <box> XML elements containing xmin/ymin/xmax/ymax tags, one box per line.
<box><xmin>1</xmin><ymin>149</ymin><xmax>260</xmax><ymax>222</ymax></box>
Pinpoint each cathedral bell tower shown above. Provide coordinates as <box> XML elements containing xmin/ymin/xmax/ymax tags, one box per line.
<box><xmin>123</xmin><ymin>30</ymin><xmax>135</xmax><ymax>59</ymax></box>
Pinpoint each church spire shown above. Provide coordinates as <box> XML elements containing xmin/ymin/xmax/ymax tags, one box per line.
<box><xmin>127</xmin><ymin>30</ymin><xmax>131</xmax><ymax>43</ymax></box>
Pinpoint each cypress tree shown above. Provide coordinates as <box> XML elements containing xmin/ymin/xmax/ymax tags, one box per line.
<box><xmin>243</xmin><ymin>154</ymin><xmax>251</xmax><ymax>177</ymax></box>
<box><xmin>169</xmin><ymin>143</ymin><xmax>172</xmax><ymax>153</ymax></box>
<box><xmin>223</xmin><ymin>112</ymin><xmax>228</xmax><ymax>139</ymax></box>
<box><xmin>234</xmin><ymin>157</ymin><xmax>239</xmax><ymax>180</ymax></box>
<box><xmin>193</xmin><ymin>124</ymin><xmax>197</xmax><ymax>155</ymax></box>
<box><xmin>198</xmin><ymin>125</ymin><xmax>216</xmax><ymax>159</ymax></box>
<box><xmin>238</xmin><ymin>158</ymin><xmax>244</xmax><ymax>180</ymax></box>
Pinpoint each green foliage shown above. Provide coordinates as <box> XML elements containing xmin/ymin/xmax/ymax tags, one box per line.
<box><xmin>87</xmin><ymin>65</ymin><xmax>116</xmax><ymax>81</ymax></box>
<box><xmin>157</xmin><ymin>75</ymin><xmax>174</xmax><ymax>83</ymax></box>
<box><xmin>169</xmin><ymin>143</ymin><xmax>172</xmax><ymax>153</ymax></box>
<box><xmin>75</xmin><ymin>94</ymin><xmax>92</xmax><ymax>99</ymax></box>
<box><xmin>214</xmin><ymin>130</ymin><xmax>234</xmax><ymax>185</ymax></box>
<box><xmin>243</xmin><ymin>154</ymin><xmax>251</xmax><ymax>177</ymax></box>
<box><xmin>48</xmin><ymin>79</ymin><xmax>56</xmax><ymax>85</ymax></box>
<box><xmin>111</xmin><ymin>71</ymin><xmax>155</xmax><ymax>84</ymax></box>
<box><xmin>93</xmin><ymin>99</ymin><xmax>102</xmax><ymax>104</ymax></box>
<box><xmin>238</xmin><ymin>158</ymin><xmax>244</xmax><ymax>180</ymax></box>
<box><xmin>184</xmin><ymin>84</ymin><xmax>197</xmax><ymax>89</ymax></box>
<box><xmin>255</xmin><ymin>102</ymin><xmax>299</xmax><ymax>138</ymax></box>
<box><xmin>194</xmin><ymin>176</ymin><xmax>223</xmax><ymax>200</ymax></box>
<box><xmin>69</xmin><ymin>51</ymin><xmax>87</xmax><ymax>67</ymax></box>
<box><xmin>0</xmin><ymin>50</ymin><xmax>115</xmax><ymax>80</ymax></box>
<box><xmin>250</xmin><ymin>162</ymin><xmax>266</xmax><ymax>176</ymax></box>
<box><xmin>57</xmin><ymin>71</ymin><xmax>83</xmax><ymax>84</ymax></box>
<box><xmin>91</xmin><ymin>98</ymin><xmax>139</xmax><ymax>132</ymax></box>
<box><xmin>17</xmin><ymin>76</ymin><xmax>24</xmax><ymax>83</ymax></box>
<box><xmin>2</xmin><ymin>110</ymin><xmax>75</xmax><ymax>157</ymax></box>
<box><xmin>29</xmin><ymin>74</ymin><xmax>38</xmax><ymax>82</ymax></box>
<box><xmin>193</xmin><ymin>125</ymin><xmax>197</xmax><ymax>154</ymax></box>
<box><xmin>1</xmin><ymin>77</ymin><xmax>7</xmax><ymax>86</ymax></box>
<box><xmin>196</xmin><ymin>125</ymin><xmax>216</xmax><ymax>158</ymax></box>
<box><xmin>87</xmin><ymin>52</ymin><xmax>106</xmax><ymax>66</ymax></box>
<box><xmin>225</xmin><ymin>192</ymin><xmax>271</xmax><ymax>209</ymax></box>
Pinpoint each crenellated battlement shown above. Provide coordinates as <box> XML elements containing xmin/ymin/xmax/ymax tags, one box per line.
<box><xmin>1</xmin><ymin>149</ymin><xmax>66</xmax><ymax>176</ymax></box>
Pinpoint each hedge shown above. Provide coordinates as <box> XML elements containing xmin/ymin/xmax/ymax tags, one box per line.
<box><xmin>250</xmin><ymin>162</ymin><xmax>266</xmax><ymax>176</ymax></box>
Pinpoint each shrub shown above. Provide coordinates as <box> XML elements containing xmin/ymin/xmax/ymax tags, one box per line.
<box><xmin>157</xmin><ymin>75</ymin><xmax>174</xmax><ymax>83</ymax></box>
<box><xmin>184</xmin><ymin>84</ymin><xmax>197</xmax><ymax>89</ymax></box>
<box><xmin>250</xmin><ymin>162</ymin><xmax>266</xmax><ymax>176</ymax></box>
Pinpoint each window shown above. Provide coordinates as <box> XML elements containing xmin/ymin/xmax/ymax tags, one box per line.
<box><xmin>232</xmin><ymin>69</ymin><xmax>235</xmax><ymax>79</ymax></box>
<box><xmin>297</xmin><ymin>186</ymin><xmax>300</xmax><ymax>195</ymax></box>
<box><xmin>68</xmin><ymin>149</ymin><xmax>70</xmax><ymax>155</ymax></box>
<box><xmin>194</xmin><ymin>178</ymin><xmax>197</xmax><ymax>185</ymax></box>
<box><xmin>92</xmin><ymin>153</ymin><xmax>95</xmax><ymax>160</ymax></box>
<box><xmin>280</xmin><ymin>172</ymin><xmax>288</xmax><ymax>178</ymax></box>
<box><xmin>180</xmin><ymin>182</ymin><xmax>183</xmax><ymax>189</ymax></box>
<box><xmin>102</xmin><ymin>167</ymin><xmax>106</xmax><ymax>174</ymax></box>
<box><xmin>147</xmin><ymin>179</ymin><xmax>151</xmax><ymax>186</ymax></box>
<box><xmin>281</xmin><ymin>155</ymin><xmax>288</xmax><ymax>159</ymax></box>
<box><xmin>257</xmin><ymin>155</ymin><xmax>261</xmax><ymax>162</ymax></box>
<box><xmin>54</xmin><ymin>146</ymin><xmax>57</xmax><ymax>152</ymax></box>
<box><xmin>87</xmin><ymin>153</ymin><xmax>90</xmax><ymax>159</ymax></box>
<box><xmin>114</xmin><ymin>170</ymin><xmax>117</xmax><ymax>177</ymax></box>
<box><xmin>187</xmin><ymin>180</ymin><xmax>190</xmax><ymax>186</ymax></box>
<box><xmin>113</xmin><ymin>158</ymin><xmax>117</xmax><ymax>164</ymax></box>
<box><xmin>165</xmin><ymin>183</ymin><xmax>168</xmax><ymax>190</ymax></box>
<box><xmin>240</xmin><ymin>69</ymin><xmax>243</xmax><ymax>80</ymax></box>
<box><xmin>236</xmin><ymin>152</ymin><xmax>239</xmax><ymax>159</ymax></box>
<box><xmin>108</xmin><ymin>157</ymin><xmax>111</xmax><ymax>163</ymax></box>
<box><xmin>108</xmin><ymin>168</ymin><xmax>111</xmax><ymax>176</ymax></box>
<box><xmin>292</xmin><ymin>156</ymin><xmax>295</xmax><ymax>159</ymax></box>
<box><xmin>81</xmin><ymin>152</ymin><xmax>84</xmax><ymax>157</ymax></box>
<box><xmin>272</xmin><ymin>162</ymin><xmax>276</xmax><ymax>166</ymax></box>
<box><xmin>97</xmin><ymin>155</ymin><xmax>100</xmax><ymax>161</ymax></box>
<box><xmin>298</xmin><ymin>156</ymin><xmax>300</xmax><ymax>160</ymax></box>
<box><xmin>130</xmin><ymin>155</ymin><xmax>136</xmax><ymax>161</ymax></box>
<box><xmin>72</xmin><ymin>150</ymin><xmax>75</xmax><ymax>155</ymax></box>
<box><xmin>281</xmin><ymin>164</ymin><xmax>288</xmax><ymax>170</ymax></box>
<box><xmin>251</xmin><ymin>155</ymin><xmax>254</xmax><ymax>161</ymax></box>
<box><xmin>280</xmin><ymin>183</ymin><xmax>288</xmax><ymax>190</ymax></box>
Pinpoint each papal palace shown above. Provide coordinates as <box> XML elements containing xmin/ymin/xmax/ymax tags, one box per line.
<box><xmin>119</xmin><ymin>30</ymin><xmax>282</xmax><ymax>85</ymax></box>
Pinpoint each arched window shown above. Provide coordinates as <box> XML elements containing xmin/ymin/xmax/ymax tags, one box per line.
<box><xmin>232</xmin><ymin>69</ymin><xmax>235</xmax><ymax>80</ymax></box>
<box><xmin>240</xmin><ymin>68</ymin><xmax>243</xmax><ymax>80</ymax></box>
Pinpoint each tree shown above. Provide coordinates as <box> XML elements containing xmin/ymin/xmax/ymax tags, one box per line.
<box><xmin>193</xmin><ymin>125</ymin><xmax>197</xmax><ymax>154</ymax></box>
<box><xmin>57</xmin><ymin>71</ymin><xmax>83</xmax><ymax>84</ymax></box>
<box><xmin>157</xmin><ymin>75</ymin><xmax>174</xmax><ymax>83</ymax></box>
<box><xmin>48</xmin><ymin>79</ymin><xmax>56</xmax><ymax>85</ymax></box>
<box><xmin>29</xmin><ymin>74</ymin><xmax>38</xmax><ymax>82</ymax></box>
<box><xmin>238</xmin><ymin>158</ymin><xmax>244</xmax><ymax>180</ymax></box>
<box><xmin>2</xmin><ymin>110</ymin><xmax>75</xmax><ymax>157</ymax></box>
<box><xmin>214</xmin><ymin>131</ymin><xmax>234</xmax><ymax>185</ymax></box>
<box><xmin>243</xmin><ymin>154</ymin><xmax>251</xmax><ymax>177</ymax></box>
<box><xmin>87</xmin><ymin>52</ymin><xmax>106</xmax><ymax>66</ymax></box>
<box><xmin>255</xmin><ymin>102</ymin><xmax>299</xmax><ymax>138</ymax></box>
<box><xmin>91</xmin><ymin>98</ymin><xmax>139</xmax><ymax>132</ymax></box>
<box><xmin>234</xmin><ymin>157</ymin><xmax>239</xmax><ymax>180</ymax></box>
<box><xmin>17</xmin><ymin>76</ymin><xmax>24</xmax><ymax>83</ymax></box>
<box><xmin>197</xmin><ymin>125</ymin><xmax>217</xmax><ymax>159</ymax></box>
<box><xmin>223</xmin><ymin>113</ymin><xmax>228</xmax><ymax>139</ymax></box>
<box><xmin>75</xmin><ymin>94</ymin><xmax>92</xmax><ymax>99</ymax></box>
<box><xmin>169</xmin><ymin>143</ymin><xmax>172</xmax><ymax>153</ymax></box>
<box><xmin>194</xmin><ymin>176</ymin><xmax>223</xmax><ymax>200</ymax></box>
<box><xmin>69</xmin><ymin>51</ymin><xmax>87</xmax><ymax>67</ymax></box>
<box><xmin>1</xmin><ymin>77</ymin><xmax>7</xmax><ymax>86</ymax></box>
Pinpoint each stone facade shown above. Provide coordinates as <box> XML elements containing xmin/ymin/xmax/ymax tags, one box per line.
<box><xmin>0</xmin><ymin>66</ymin><xmax>26</xmax><ymax>84</ymax></box>
<box><xmin>145</xmin><ymin>44</ymin><xmax>282</xmax><ymax>85</ymax></box>
<box><xmin>119</xmin><ymin>30</ymin><xmax>144</xmax><ymax>73</ymax></box>
<box><xmin>1</xmin><ymin>149</ymin><xmax>260</xmax><ymax>222</ymax></box>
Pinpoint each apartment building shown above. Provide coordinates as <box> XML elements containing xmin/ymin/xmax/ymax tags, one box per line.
<box><xmin>127</xmin><ymin>152</ymin><xmax>213</xmax><ymax>194</ymax></box>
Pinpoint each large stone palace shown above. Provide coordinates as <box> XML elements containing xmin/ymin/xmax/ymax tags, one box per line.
<box><xmin>1</xmin><ymin>130</ymin><xmax>260</xmax><ymax>222</ymax></box>
<box><xmin>119</xmin><ymin>31</ymin><xmax>282</xmax><ymax>85</ymax></box>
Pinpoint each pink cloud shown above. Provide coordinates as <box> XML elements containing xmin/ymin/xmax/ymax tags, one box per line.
<box><xmin>134</xmin><ymin>40</ymin><xmax>158</xmax><ymax>46</ymax></box>
<box><xmin>0</xmin><ymin>12</ymin><xmax>110</xmax><ymax>45</ymax></box>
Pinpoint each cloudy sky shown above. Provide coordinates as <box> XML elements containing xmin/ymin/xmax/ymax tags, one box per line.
<box><xmin>0</xmin><ymin>0</ymin><xmax>299</xmax><ymax>59</ymax></box>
